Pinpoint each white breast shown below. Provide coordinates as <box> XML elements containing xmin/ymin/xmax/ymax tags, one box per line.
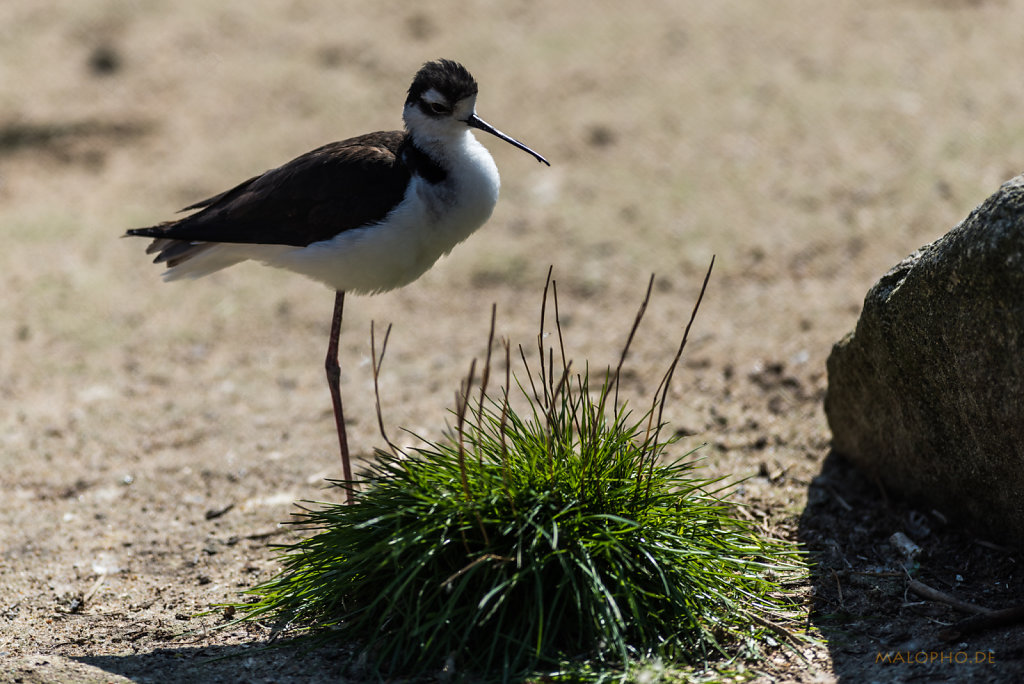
<box><xmin>260</xmin><ymin>129</ymin><xmax>501</xmax><ymax>294</ymax></box>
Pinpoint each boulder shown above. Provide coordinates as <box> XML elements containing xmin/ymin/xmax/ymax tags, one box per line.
<box><xmin>825</xmin><ymin>175</ymin><xmax>1024</xmax><ymax>546</ymax></box>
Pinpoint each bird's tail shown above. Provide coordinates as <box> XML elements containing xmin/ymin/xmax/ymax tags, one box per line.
<box><xmin>125</xmin><ymin>228</ymin><xmax>240</xmax><ymax>280</ymax></box>
<box><xmin>125</xmin><ymin>228</ymin><xmax>293</xmax><ymax>281</ymax></box>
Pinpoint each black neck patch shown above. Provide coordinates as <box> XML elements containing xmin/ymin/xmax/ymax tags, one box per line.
<box><xmin>399</xmin><ymin>138</ymin><xmax>447</xmax><ymax>184</ymax></box>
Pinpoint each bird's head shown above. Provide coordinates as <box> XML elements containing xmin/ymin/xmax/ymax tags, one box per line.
<box><xmin>403</xmin><ymin>59</ymin><xmax>549</xmax><ymax>166</ymax></box>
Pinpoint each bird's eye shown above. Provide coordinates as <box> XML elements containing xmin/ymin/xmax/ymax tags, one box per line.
<box><xmin>426</xmin><ymin>101</ymin><xmax>449</xmax><ymax>115</ymax></box>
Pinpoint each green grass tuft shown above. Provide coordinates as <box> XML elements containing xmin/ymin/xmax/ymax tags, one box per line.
<box><xmin>231</xmin><ymin>264</ymin><xmax>808</xmax><ymax>681</ymax></box>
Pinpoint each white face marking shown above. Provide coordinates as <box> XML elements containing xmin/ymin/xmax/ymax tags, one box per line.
<box><xmin>404</xmin><ymin>93</ymin><xmax>480</xmax><ymax>150</ymax></box>
<box><xmin>451</xmin><ymin>96</ymin><xmax>476</xmax><ymax>123</ymax></box>
<box><xmin>421</xmin><ymin>88</ymin><xmax>449</xmax><ymax>108</ymax></box>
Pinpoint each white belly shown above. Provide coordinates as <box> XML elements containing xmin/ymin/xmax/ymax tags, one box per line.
<box><xmin>263</xmin><ymin>134</ymin><xmax>500</xmax><ymax>294</ymax></box>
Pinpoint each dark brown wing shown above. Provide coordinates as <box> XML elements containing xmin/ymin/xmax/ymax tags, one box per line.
<box><xmin>126</xmin><ymin>130</ymin><xmax>409</xmax><ymax>247</ymax></box>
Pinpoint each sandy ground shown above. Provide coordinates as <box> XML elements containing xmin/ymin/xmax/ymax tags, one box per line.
<box><xmin>2</xmin><ymin>1</ymin><xmax>1023</xmax><ymax>681</ymax></box>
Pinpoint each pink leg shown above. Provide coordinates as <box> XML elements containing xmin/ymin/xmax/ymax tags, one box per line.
<box><xmin>325</xmin><ymin>290</ymin><xmax>354</xmax><ymax>503</ymax></box>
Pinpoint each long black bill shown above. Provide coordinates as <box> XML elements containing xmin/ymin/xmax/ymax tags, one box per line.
<box><xmin>468</xmin><ymin>113</ymin><xmax>550</xmax><ymax>166</ymax></box>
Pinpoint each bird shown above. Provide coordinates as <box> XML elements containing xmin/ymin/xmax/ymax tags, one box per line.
<box><xmin>124</xmin><ymin>59</ymin><xmax>549</xmax><ymax>502</ymax></box>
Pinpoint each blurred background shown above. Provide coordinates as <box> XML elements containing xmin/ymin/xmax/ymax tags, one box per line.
<box><xmin>3</xmin><ymin>0</ymin><xmax>1024</xmax><ymax>478</ymax></box>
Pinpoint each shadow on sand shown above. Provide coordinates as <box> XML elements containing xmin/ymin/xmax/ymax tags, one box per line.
<box><xmin>76</xmin><ymin>639</ymin><xmax>351</xmax><ymax>684</ymax></box>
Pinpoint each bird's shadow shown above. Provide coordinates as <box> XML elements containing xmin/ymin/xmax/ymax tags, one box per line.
<box><xmin>75</xmin><ymin>638</ymin><xmax>352</xmax><ymax>683</ymax></box>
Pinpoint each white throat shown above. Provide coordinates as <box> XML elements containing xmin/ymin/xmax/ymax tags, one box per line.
<box><xmin>253</xmin><ymin>113</ymin><xmax>503</xmax><ymax>295</ymax></box>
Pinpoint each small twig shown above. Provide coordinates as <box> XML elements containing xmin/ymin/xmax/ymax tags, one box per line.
<box><xmin>82</xmin><ymin>574</ymin><xmax>106</xmax><ymax>606</ymax></box>
<box><xmin>371</xmin><ymin>321</ymin><xmax>399</xmax><ymax>456</ymax></box>
<box><xmin>939</xmin><ymin>604</ymin><xmax>1024</xmax><ymax>641</ymax></box>
<box><xmin>537</xmin><ymin>266</ymin><xmax>553</xmax><ymax>410</ymax></box>
<box><xmin>547</xmin><ymin>347</ymin><xmax>555</xmax><ymax>408</ymax></box>
<box><xmin>455</xmin><ymin>358</ymin><xmax>477</xmax><ymax>502</ymax></box>
<box><xmin>440</xmin><ymin>553</ymin><xmax>513</xmax><ymax>589</ymax></box>
<box><xmin>543</xmin><ymin>359</ymin><xmax>573</xmax><ymax>466</ymax></box>
<box><xmin>871</xmin><ymin>473</ymin><xmax>889</xmax><ymax>507</ymax></box>
<box><xmin>550</xmin><ymin>280</ymin><xmax>583</xmax><ymax>441</ymax></box>
<box><xmin>831</xmin><ymin>568</ymin><xmax>844</xmax><ymax>609</ymax></box>
<box><xmin>474</xmin><ymin>304</ymin><xmax>497</xmax><ymax>446</ymax></box>
<box><xmin>974</xmin><ymin>538</ymin><xmax>1015</xmax><ymax>553</ymax></box>
<box><xmin>204</xmin><ymin>503</ymin><xmax>235</xmax><ymax>520</ymax></box>
<box><xmin>612</xmin><ymin>273</ymin><xmax>655</xmax><ymax>413</ymax></box>
<box><xmin>454</xmin><ymin>358</ymin><xmax>490</xmax><ymax>548</ymax></box>
<box><xmin>499</xmin><ymin>339</ymin><xmax>514</xmax><ymax>506</ymax></box>
<box><xmin>242</xmin><ymin>528</ymin><xmax>290</xmax><ymax>541</ymax></box>
<box><xmin>650</xmin><ymin>257</ymin><xmax>714</xmax><ymax>440</ymax></box>
<box><xmin>552</xmin><ymin>280</ymin><xmax>568</xmax><ymax>381</ymax></box>
<box><xmin>518</xmin><ymin>343</ymin><xmax>541</xmax><ymax>406</ymax></box>
<box><xmin>641</xmin><ymin>256</ymin><xmax>714</xmax><ymax>501</ymax></box>
<box><xmin>548</xmin><ymin>361</ymin><xmax>573</xmax><ymax>415</ymax></box>
<box><xmin>544</xmin><ymin>348</ymin><xmax>555</xmax><ymax>465</ymax></box>
<box><xmin>907</xmin><ymin>579</ymin><xmax>994</xmax><ymax>616</ymax></box>
<box><xmin>824</xmin><ymin>485</ymin><xmax>853</xmax><ymax>512</ymax></box>
<box><xmin>745</xmin><ymin>611</ymin><xmax>805</xmax><ymax>649</ymax></box>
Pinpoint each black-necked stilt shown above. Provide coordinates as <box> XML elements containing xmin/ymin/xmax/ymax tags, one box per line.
<box><xmin>125</xmin><ymin>59</ymin><xmax>549</xmax><ymax>501</ymax></box>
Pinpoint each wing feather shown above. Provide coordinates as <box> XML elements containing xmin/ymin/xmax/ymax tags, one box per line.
<box><xmin>126</xmin><ymin>130</ymin><xmax>409</xmax><ymax>248</ymax></box>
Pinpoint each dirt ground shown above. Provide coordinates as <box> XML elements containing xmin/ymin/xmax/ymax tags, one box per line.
<box><xmin>3</xmin><ymin>1</ymin><xmax>1023</xmax><ymax>682</ymax></box>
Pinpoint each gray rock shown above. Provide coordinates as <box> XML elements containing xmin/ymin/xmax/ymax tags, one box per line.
<box><xmin>825</xmin><ymin>175</ymin><xmax>1024</xmax><ymax>545</ymax></box>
